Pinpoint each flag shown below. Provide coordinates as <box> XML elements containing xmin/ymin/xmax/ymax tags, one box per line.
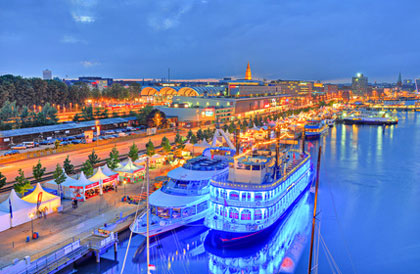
<box><xmin>37</xmin><ymin>192</ymin><xmax>43</xmax><ymax>211</ymax></box>
<box><xmin>148</xmin><ymin>264</ymin><xmax>156</xmax><ymax>271</ymax></box>
<box><xmin>8</xmin><ymin>199</ymin><xmax>12</xmax><ymax>219</ymax></box>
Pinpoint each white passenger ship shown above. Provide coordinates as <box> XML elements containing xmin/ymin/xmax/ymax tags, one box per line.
<box><xmin>204</xmin><ymin>145</ymin><xmax>313</xmax><ymax>246</ymax></box>
<box><xmin>130</xmin><ymin>148</ymin><xmax>234</xmax><ymax>237</ymax></box>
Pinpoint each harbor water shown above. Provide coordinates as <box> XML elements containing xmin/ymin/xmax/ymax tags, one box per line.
<box><xmin>74</xmin><ymin>112</ymin><xmax>420</xmax><ymax>274</ymax></box>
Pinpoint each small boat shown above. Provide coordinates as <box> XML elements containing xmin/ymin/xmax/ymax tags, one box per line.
<box><xmin>304</xmin><ymin>120</ymin><xmax>328</xmax><ymax>139</ymax></box>
<box><xmin>326</xmin><ymin>118</ymin><xmax>335</xmax><ymax>127</ymax></box>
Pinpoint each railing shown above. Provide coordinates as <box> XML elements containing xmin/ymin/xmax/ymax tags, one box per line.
<box><xmin>210</xmin><ymin>156</ymin><xmax>310</xmax><ymax>191</ymax></box>
<box><xmin>0</xmin><ymin>239</ymin><xmax>82</xmax><ymax>274</ymax></box>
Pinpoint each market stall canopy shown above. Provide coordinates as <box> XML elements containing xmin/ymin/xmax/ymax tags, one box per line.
<box><xmin>194</xmin><ymin>139</ymin><xmax>210</xmax><ymax>148</ymax></box>
<box><xmin>73</xmin><ymin>171</ymin><xmax>98</xmax><ymax>188</ymax></box>
<box><xmin>102</xmin><ymin>165</ymin><xmax>118</xmax><ymax>177</ymax></box>
<box><xmin>0</xmin><ymin>189</ymin><xmax>34</xmax><ymax>212</ymax></box>
<box><xmin>89</xmin><ymin>166</ymin><xmax>111</xmax><ymax>182</ymax></box>
<box><xmin>22</xmin><ymin>183</ymin><xmax>60</xmax><ymax>203</ymax></box>
<box><xmin>116</xmin><ymin>158</ymin><xmax>145</xmax><ymax>174</ymax></box>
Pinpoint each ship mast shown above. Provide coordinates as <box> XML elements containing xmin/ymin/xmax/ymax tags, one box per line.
<box><xmin>146</xmin><ymin>156</ymin><xmax>150</xmax><ymax>274</ymax></box>
<box><xmin>308</xmin><ymin>145</ymin><xmax>322</xmax><ymax>274</ymax></box>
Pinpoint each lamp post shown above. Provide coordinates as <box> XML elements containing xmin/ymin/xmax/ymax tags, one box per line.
<box><xmin>29</xmin><ymin>213</ymin><xmax>34</xmax><ymax>238</ymax></box>
<box><xmin>123</xmin><ymin>180</ymin><xmax>127</xmax><ymax>199</ymax></box>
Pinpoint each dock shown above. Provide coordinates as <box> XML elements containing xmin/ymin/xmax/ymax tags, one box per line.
<box><xmin>0</xmin><ymin>205</ymin><xmax>144</xmax><ymax>274</ymax></box>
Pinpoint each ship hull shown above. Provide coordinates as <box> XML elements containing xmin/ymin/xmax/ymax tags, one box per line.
<box><xmin>205</xmin><ymin>181</ymin><xmax>312</xmax><ymax>248</ymax></box>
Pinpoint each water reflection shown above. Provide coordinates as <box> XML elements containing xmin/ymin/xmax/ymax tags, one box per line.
<box><xmin>205</xmin><ymin>192</ymin><xmax>312</xmax><ymax>274</ymax></box>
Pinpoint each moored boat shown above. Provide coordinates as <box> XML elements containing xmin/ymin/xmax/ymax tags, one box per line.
<box><xmin>130</xmin><ymin>149</ymin><xmax>234</xmax><ymax>237</ymax></box>
<box><xmin>304</xmin><ymin>119</ymin><xmax>328</xmax><ymax>139</ymax></box>
<box><xmin>204</xmin><ymin>144</ymin><xmax>313</xmax><ymax>247</ymax></box>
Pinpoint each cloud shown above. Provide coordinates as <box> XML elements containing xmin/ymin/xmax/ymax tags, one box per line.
<box><xmin>147</xmin><ymin>0</ymin><xmax>206</xmax><ymax>31</ymax></box>
<box><xmin>80</xmin><ymin>61</ymin><xmax>99</xmax><ymax>67</ymax></box>
<box><xmin>72</xmin><ymin>13</ymin><xmax>95</xmax><ymax>23</ymax></box>
<box><xmin>61</xmin><ymin>35</ymin><xmax>86</xmax><ymax>44</ymax></box>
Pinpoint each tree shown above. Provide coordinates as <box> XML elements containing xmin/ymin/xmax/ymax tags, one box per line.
<box><xmin>53</xmin><ymin>164</ymin><xmax>66</xmax><ymax>199</ymax></box>
<box><xmin>106</xmin><ymin>146</ymin><xmax>120</xmax><ymax>170</ymax></box>
<box><xmin>228</xmin><ymin>121</ymin><xmax>236</xmax><ymax>134</ymax></box>
<box><xmin>32</xmin><ymin>160</ymin><xmax>46</xmax><ymax>183</ymax></box>
<box><xmin>14</xmin><ymin>169</ymin><xmax>31</xmax><ymax>196</ymax></box>
<box><xmin>175</xmin><ymin>132</ymin><xmax>185</xmax><ymax>149</ymax></box>
<box><xmin>128</xmin><ymin>142</ymin><xmax>139</xmax><ymax>161</ymax></box>
<box><xmin>146</xmin><ymin>139</ymin><xmax>155</xmax><ymax>156</ymax></box>
<box><xmin>161</xmin><ymin>136</ymin><xmax>171</xmax><ymax>153</ymax></box>
<box><xmin>81</xmin><ymin>160</ymin><xmax>94</xmax><ymax>177</ymax></box>
<box><xmin>186</xmin><ymin>130</ymin><xmax>193</xmax><ymax>140</ymax></box>
<box><xmin>54</xmin><ymin>139</ymin><xmax>61</xmax><ymax>149</ymax></box>
<box><xmin>196</xmin><ymin>129</ymin><xmax>204</xmax><ymax>141</ymax></box>
<box><xmin>190</xmin><ymin>133</ymin><xmax>198</xmax><ymax>144</ymax></box>
<box><xmin>146</xmin><ymin>109</ymin><xmax>167</xmax><ymax>128</ymax></box>
<box><xmin>63</xmin><ymin>155</ymin><xmax>74</xmax><ymax>174</ymax></box>
<box><xmin>0</xmin><ymin>172</ymin><xmax>6</xmax><ymax>190</ymax></box>
<box><xmin>136</xmin><ymin>105</ymin><xmax>154</xmax><ymax>125</ymax></box>
<box><xmin>88</xmin><ymin>149</ymin><xmax>101</xmax><ymax>166</ymax></box>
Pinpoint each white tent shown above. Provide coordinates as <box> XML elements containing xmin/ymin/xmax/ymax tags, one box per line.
<box><xmin>115</xmin><ymin>159</ymin><xmax>145</xmax><ymax>183</ymax></box>
<box><xmin>44</xmin><ymin>171</ymin><xmax>82</xmax><ymax>199</ymax></box>
<box><xmin>194</xmin><ymin>139</ymin><xmax>211</xmax><ymax>148</ymax></box>
<box><xmin>0</xmin><ymin>211</ymin><xmax>10</xmax><ymax>232</ymax></box>
<box><xmin>22</xmin><ymin>183</ymin><xmax>61</xmax><ymax>214</ymax></box>
<box><xmin>0</xmin><ymin>189</ymin><xmax>35</xmax><ymax>228</ymax></box>
<box><xmin>102</xmin><ymin>164</ymin><xmax>119</xmax><ymax>178</ymax></box>
<box><xmin>89</xmin><ymin>167</ymin><xmax>116</xmax><ymax>194</ymax></box>
<box><xmin>116</xmin><ymin>158</ymin><xmax>144</xmax><ymax>174</ymax></box>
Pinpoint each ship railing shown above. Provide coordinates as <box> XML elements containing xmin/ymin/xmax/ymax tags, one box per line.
<box><xmin>210</xmin><ymin>156</ymin><xmax>310</xmax><ymax>191</ymax></box>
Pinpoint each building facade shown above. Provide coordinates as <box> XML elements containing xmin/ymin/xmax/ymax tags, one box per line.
<box><xmin>43</xmin><ymin>69</ymin><xmax>52</xmax><ymax>80</ymax></box>
<box><xmin>352</xmin><ymin>73</ymin><xmax>368</xmax><ymax>95</ymax></box>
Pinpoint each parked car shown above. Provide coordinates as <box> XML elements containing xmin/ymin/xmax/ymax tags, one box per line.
<box><xmin>39</xmin><ymin>140</ymin><xmax>49</xmax><ymax>145</ymax></box>
<box><xmin>60</xmin><ymin>141</ymin><xmax>71</xmax><ymax>146</ymax></box>
<box><xmin>67</xmin><ymin>136</ymin><xmax>76</xmax><ymax>140</ymax></box>
<box><xmin>11</xmin><ymin>144</ymin><xmax>26</xmax><ymax>150</ymax></box>
<box><xmin>3</xmin><ymin>150</ymin><xmax>19</xmax><ymax>156</ymax></box>
<box><xmin>22</xmin><ymin>141</ymin><xmax>36</xmax><ymax>148</ymax></box>
<box><xmin>118</xmin><ymin>132</ymin><xmax>128</xmax><ymax>137</ymax></box>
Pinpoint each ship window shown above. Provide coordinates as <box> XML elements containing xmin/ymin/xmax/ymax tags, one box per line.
<box><xmin>221</xmin><ymin>190</ymin><xmax>227</xmax><ymax>199</ymax></box>
<box><xmin>229</xmin><ymin>208</ymin><xmax>239</xmax><ymax>219</ymax></box>
<box><xmin>241</xmin><ymin>192</ymin><xmax>251</xmax><ymax>201</ymax></box>
<box><xmin>197</xmin><ymin>201</ymin><xmax>208</xmax><ymax>213</ymax></box>
<box><xmin>219</xmin><ymin>207</ymin><xmax>227</xmax><ymax>217</ymax></box>
<box><xmin>229</xmin><ymin>191</ymin><xmax>239</xmax><ymax>200</ymax></box>
<box><xmin>215</xmin><ymin>189</ymin><xmax>219</xmax><ymax>197</ymax></box>
<box><xmin>241</xmin><ymin>209</ymin><xmax>252</xmax><ymax>220</ymax></box>
<box><xmin>182</xmin><ymin>206</ymin><xmax>196</xmax><ymax>217</ymax></box>
<box><xmin>172</xmin><ymin>208</ymin><xmax>181</xmax><ymax>219</ymax></box>
<box><xmin>255</xmin><ymin>193</ymin><xmax>263</xmax><ymax>201</ymax></box>
<box><xmin>254</xmin><ymin>209</ymin><xmax>262</xmax><ymax>220</ymax></box>
<box><xmin>157</xmin><ymin>207</ymin><xmax>170</xmax><ymax>219</ymax></box>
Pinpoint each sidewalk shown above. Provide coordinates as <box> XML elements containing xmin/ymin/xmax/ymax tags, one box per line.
<box><xmin>0</xmin><ymin>167</ymin><xmax>167</xmax><ymax>268</ymax></box>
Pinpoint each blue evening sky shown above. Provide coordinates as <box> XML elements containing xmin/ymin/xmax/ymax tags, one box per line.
<box><xmin>0</xmin><ymin>0</ymin><xmax>419</xmax><ymax>83</ymax></box>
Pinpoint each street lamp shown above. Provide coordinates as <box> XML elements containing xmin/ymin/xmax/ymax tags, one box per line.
<box><xmin>29</xmin><ymin>212</ymin><xmax>34</xmax><ymax>238</ymax></box>
<box><xmin>123</xmin><ymin>180</ymin><xmax>127</xmax><ymax>199</ymax></box>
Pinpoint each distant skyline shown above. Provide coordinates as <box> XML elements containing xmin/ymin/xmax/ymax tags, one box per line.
<box><xmin>1</xmin><ymin>0</ymin><xmax>420</xmax><ymax>83</ymax></box>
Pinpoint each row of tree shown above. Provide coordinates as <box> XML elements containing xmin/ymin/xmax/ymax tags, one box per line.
<box><xmin>0</xmin><ymin>75</ymin><xmax>142</xmax><ymax>109</ymax></box>
<box><xmin>0</xmin><ymin>101</ymin><xmax>58</xmax><ymax>130</ymax></box>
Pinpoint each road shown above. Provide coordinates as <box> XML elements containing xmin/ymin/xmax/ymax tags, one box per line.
<box><xmin>0</xmin><ymin>129</ymin><xmax>182</xmax><ymax>182</ymax></box>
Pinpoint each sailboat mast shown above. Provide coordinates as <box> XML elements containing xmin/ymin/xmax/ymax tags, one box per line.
<box><xmin>146</xmin><ymin>156</ymin><xmax>150</xmax><ymax>274</ymax></box>
<box><xmin>308</xmin><ymin>145</ymin><xmax>322</xmax><ymax>274</ymax></box>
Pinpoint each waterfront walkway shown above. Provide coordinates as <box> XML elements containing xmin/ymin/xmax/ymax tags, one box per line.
<box><xmin>0</xmin><ymin>167</ymin><xmax>170</xmax><ymax>268</ymax></box>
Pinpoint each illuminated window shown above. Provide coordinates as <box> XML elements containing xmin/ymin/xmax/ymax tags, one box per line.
<box><xmin>229</xmin><ymin>208</ymin><xmax>239</xmax><ymax>219</ymax></box>
<box><xmin>241</xmin><ymin>209</ymin><xmax>252</xmax><ymax>220</ymax></box>
<box><xmin>254</xmin><ymin>209</ymin><xmax>262</xmax><ymax>220</ymax></box>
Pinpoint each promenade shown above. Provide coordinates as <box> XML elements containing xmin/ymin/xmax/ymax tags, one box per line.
<box><xmin>0</xmin><ymin>167</ymin><xmax>170</xmax><ymax>268</ymax></box>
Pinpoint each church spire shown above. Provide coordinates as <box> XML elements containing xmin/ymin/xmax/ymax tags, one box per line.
<box><xmin>245</xmin><ymin>62</ymin><xmax>252</xmax><ymax>80</ymax></box>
